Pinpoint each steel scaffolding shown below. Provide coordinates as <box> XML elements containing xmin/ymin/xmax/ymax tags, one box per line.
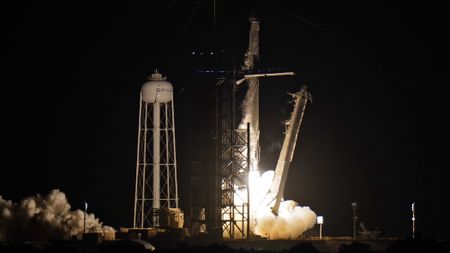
<box><xmin>215</xmin><ymin>79</ymin><xmax>250</xmax><ymax>239</ymax></box>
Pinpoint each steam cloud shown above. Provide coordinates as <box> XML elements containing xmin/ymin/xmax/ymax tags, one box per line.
<box><xmin>0</xmin><ymin>189</ymin><xmax>114</xmax><ymax>242</ymax></box>
<box><xmin>254</xmin><ymin>201</ymin><xmax>317</xmax><ymax>239</ymax></box>
<box><xmin>250</xmin><ymin>170</ymin><xmax>317</xmax><ymax>239</ymax></box>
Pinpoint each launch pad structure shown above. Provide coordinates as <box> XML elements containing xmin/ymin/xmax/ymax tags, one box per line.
<box><xmin>186</xmin><ymin>14</ymin><xmax>308</xmax><ymax>240</ymax></box>
<box><xmin>214</xmin><ymin>79</ymin><xmax>251</xmax><ymax>239</ymax></box>
<box><xmin>203</xmin><ymin>16</ymin><xmax>260</xmax><ymax>240</ymax></box>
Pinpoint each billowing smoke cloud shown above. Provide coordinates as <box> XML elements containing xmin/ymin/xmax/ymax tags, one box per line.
<box><xmin>254</xmin><ymin>201</ymin><xmax>316</xmax><ymax>239</ymax></box>
<box><xmin>249</xmin><ymin>170</ymin><xmax>316</xmax><ymax>239</ymax></box>
<box><xmin>0</xmin><ymin>189</ymin><xmax>114</xmax><ymax>242</ymax></box>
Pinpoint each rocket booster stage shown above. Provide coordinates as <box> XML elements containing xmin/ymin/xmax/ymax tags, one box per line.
<box><xmin>269</xmin><ymin>86</ymin><xmax>311</xmax><ymax>215</ymax></box>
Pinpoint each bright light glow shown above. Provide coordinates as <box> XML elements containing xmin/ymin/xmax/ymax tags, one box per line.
<box><xmin>227</xmin><ymin>168</ymin><xmax>317</xmax><ymax>239</ymax></box>
<box><xmin>250</xmin><ymin>170</ymin><xmax>317</xmax><ymax>239</ymax></box>
<box><xmin>317</xmin><ymin>216</ymin><xmax>323</xmax><ymax>224</ymax></box>
<box><xmin>222</xmin><ymin>168</ymin><xmax>317</xmax><ymax>239</ymax></box>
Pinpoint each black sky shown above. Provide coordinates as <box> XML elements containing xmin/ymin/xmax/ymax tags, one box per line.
<box><xmin>3</xmin><ymin>1</ymin><xmax>450</xmax><ymax>240</ymax></box>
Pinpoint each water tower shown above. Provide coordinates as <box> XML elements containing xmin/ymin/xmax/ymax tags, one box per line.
<box><xmin>133</xmin><ymin>70</ymin><xmax>183</xmax><ymax>228</ymax></box>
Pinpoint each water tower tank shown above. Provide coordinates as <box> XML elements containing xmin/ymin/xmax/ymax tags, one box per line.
<box><xmin>141</xmin><ymin>70</ymin><xmax>173</xmax><ymax>103</ymax></box>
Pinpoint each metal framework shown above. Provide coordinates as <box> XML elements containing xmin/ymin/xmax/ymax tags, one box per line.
<box><xmin>133</xmin><ymin>96</ymin><xmax>179</xmax><ymax>228</ymax></box>
<box><xmin>220</xmin><ymin>128</ymin><xmax>250</xmax><ymax>239</ymax></box>
<box><xmin>216</xmin><ymin>80</ymin><xmax>250</xmax><ymax>239</ymax></box>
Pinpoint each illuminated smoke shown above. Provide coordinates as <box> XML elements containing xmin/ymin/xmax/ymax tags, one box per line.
<box><xmin>0</xmin><ymin>189</ymin><xmax>114</xmax><ymax>242</ymax></box>
<box><xmin>250</xmin><ymin>170</ymin><xmax>317</xmax><ymax>239</ymax></box>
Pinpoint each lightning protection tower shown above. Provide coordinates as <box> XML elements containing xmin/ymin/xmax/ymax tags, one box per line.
<box><xmin>133</xmin><ymin>70</ymin><xmax>181</xmax><ymax>228</ymax></box>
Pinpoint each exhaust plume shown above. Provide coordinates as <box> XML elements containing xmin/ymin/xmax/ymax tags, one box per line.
<box><xmin>250</xmin><ymin>170</ymin><xmax>317</xmax><ymax>239</ymax></box>
<box><xmin>0</xmin><ymin>189</ymin><xmax>114</xmax><ymax>242</ymax></box>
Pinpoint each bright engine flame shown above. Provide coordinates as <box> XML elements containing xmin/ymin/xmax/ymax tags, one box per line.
<box><xmin>248</xmin><ymin>169</ymin><xmax>317</xmax><ymax>239</ymax></box>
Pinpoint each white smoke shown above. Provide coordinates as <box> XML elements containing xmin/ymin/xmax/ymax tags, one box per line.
<box><xmin>254</xmin><ymin>201</ymin><xmax>317</xmax><ymax>239</ymax></box>
<box><xmin>0</xmin><ymin>189</ymin><xmax>114</xmax><ymax>242</ymax></box>
<box><xmin>249</xmin><ymin>170</ymin><xmax>317</xmax><ymax>239</ymax></box>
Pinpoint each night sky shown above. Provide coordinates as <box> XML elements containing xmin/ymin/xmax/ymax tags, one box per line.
<box><xmin>3</xmin><ymin>1</ymin><xmax>450</xmax><ymax>240</ymax></box>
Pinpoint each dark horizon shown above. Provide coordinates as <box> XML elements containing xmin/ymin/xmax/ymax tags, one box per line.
<box><xmin>3</xmin><ymin>1</ymin><xmax>449</xmax><ymax>240</ymax></box>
